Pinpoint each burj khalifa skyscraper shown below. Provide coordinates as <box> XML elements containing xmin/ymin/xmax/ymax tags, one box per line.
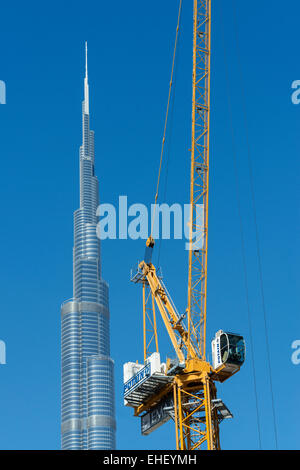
<box><xmin>61</xmin><ymin>43</ymin><xmax>116</xmax><ymax>450</ymax></box>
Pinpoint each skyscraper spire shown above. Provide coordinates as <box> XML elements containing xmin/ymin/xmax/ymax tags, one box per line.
<box><xmin>85</xmin><ymin>41</ymin><xmax>88</xmax><ymax>79</ymax></box>
<box><xmin>84</xmin><ymin>41</ymin><xmax>89</xmax><ymax>115</ymax></box>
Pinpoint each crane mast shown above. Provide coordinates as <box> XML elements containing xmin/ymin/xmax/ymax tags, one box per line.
<box><xmin>124</xmin><ymin>0</ymin><xmax>245</xmax><ymax>451</ymax></box>
<box><xmin>187</xmin><ymin>0</ymin><xmax>211</xmax><ymax>362</ymax></box>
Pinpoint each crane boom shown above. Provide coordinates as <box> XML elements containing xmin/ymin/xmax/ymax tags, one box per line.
<box><xmin>139</xmin><ymin>260</ymin><xmax>198</xmax><ymax>363</ymax></box>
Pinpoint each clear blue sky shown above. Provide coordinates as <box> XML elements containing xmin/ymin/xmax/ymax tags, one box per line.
<box><xmin>0</xmin><ymin>0</ymin><xmax>299</xmax><ymax>450</ymax></box>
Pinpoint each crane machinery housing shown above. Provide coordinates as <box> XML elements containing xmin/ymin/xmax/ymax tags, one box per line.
<box><xmin>123</xmin><ymin>0</ymin><xmax>246</xmax><ymax>450</ymax></box>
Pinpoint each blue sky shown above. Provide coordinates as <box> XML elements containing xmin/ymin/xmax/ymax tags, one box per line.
<box><xmin>0</xmin><ymin>0</ymin><xmax>299</xmax><ymax>450</ymax></box>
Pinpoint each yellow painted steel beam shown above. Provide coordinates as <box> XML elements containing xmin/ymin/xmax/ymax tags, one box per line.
<box><xmin>187</xmin><ymin>0</ymin><xmax>211</xmax><ymax>361</ymax></box>
<box><xmin>142</xmin><ymin>281</ymin><xmax>160</xmax><ymax>362</ymax></box>
<box><xmin>172</xmin><ymin>374</ymin><xmax>220</xmax><ymax>451</ymax></box>
<box><xmin>140</xmin><ymin>261</ymin><xmax>199</xmax><ymax>363</ymax></box>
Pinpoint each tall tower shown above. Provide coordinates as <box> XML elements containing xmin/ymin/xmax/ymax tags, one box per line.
<box><xmin>61</xmin><ymin>43</ymin><xmax>116</xmax><ymax>450</ymax></box>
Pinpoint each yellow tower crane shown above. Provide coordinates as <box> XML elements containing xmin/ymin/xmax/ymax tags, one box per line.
<box><xmin>124</xmin><ymin>0</ymin><xmax>246</xmax><ymax>450</ymax></box>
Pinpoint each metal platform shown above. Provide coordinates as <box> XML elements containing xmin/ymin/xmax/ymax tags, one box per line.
<box><xmin>211</xmin><ymin>398</ymin><xmax>233</xmax><ymax>421</ymax></box>
<box><xmin>210</xmin><ymin>363</ymin><xmax>240</xmax><ymax>383</ymax></box>
<box><xmin>124</xmin><ymin>372</ymin><xmax>173</xmax><ymax>408</ymax></box>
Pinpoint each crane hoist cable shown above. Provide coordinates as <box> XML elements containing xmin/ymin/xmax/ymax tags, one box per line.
<box><xmin>156</xmin><ymin>5</ymin><xmax>182</xmax><ymax>269</ymax></box>
<box><xmin>218</xmin><ymin>1</ymin><xmax>262</xmax><ymax>449</ymax></box>
<box><xmin>231</xmin><ymin>0</ymin><xmax>278</xmax><ymax>448</ymax></box>
<box><xmin>150</xmin><ymin>0</ymin><xmax>183</xmax><ymax>239</ymax></box>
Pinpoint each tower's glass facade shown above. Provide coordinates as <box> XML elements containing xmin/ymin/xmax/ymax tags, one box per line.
<box><xmin>61</xmin><ymin>45</ymin><xmax>116</xmax><ymax>450</ymax></box>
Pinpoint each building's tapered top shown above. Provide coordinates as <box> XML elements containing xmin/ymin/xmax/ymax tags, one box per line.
<box><xmin>76</xmin><ymin>41</ymin><xmax>101</xmax><ymax>297</ymax></box>
<box><xmin>84</xmin><ymin>41</ymin><xmax>89</xmax><ymax>115</ymax></box>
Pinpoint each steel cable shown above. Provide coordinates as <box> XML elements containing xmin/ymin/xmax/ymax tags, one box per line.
<box><xmin>231</xmin><ymin>0</ymin><xmax>278</xmax><ymax>449</ymax></box>
<box><xmin>218</xmin><ymin>1</ymin><xmax>263</xmax><ymax>449</ymax></box>
<box><xmin>150</xmin><ymin>0</ymin><xmax>183</xmax><ymax>239</ymax></box>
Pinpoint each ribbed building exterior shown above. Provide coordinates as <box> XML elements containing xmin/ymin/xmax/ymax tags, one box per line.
<box><xmin>61</xmin><ymin>44</ymin><xmax>116</xmax><ymax>450</ymax></box>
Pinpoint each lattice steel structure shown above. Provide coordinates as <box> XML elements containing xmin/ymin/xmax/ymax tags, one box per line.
<box><xmin>131</xmin><ymin>0</ymin><xmax>222</xmax><ymax>451</ymax></box>
<box><xmin>187</xmin><ymin>0</ymin><xmax>211</xmax><ymax>361</ymax></box>
<box><xmin>127</xmin><ymin>0</ymin><xmax>245</xmax><ymax>452</ymax></box>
